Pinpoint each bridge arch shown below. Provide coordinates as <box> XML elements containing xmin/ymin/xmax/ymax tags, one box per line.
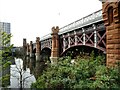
<box><xmin>60</xmin><ymin>45</ymin><xmax>105</xmax><ymax>58</ymax></box>
<box><xmin>40</xmin><ymin>47</ymin><xmax>51</xmax><ymax>62</ymax></box>
<box><xmin>41</xmin><ymin>47</ymin><xmax>51</xmax><ymax>55</ymax></box>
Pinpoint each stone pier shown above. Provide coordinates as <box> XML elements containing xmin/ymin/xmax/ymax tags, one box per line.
<box><xmin>50</xmin><ymin>26</ymin><xmax>60</xmax><ymax>64</ymax></box>
<box><xmin>30</xmin><ymin>41</ymin><xmax>34</xmax><ymax>58</ymax></box>
<box><xmin>26</xmin><ymin>43</ymin><xmax>30</xmax><ymax>56</ymax></box>
<box><xmin>23</xmin><ymin>38</ymin><xmax>27</xmax><ymax>56</ymax></box>
<box><xmin>102</xmin><ymin>1</ymin><xmax>120</xmax><ymax>66</ymax></box>
<box><xmin>35</xmin><ymin>37</ymin><xmax>41</xmax><ymax>61</ymax></box>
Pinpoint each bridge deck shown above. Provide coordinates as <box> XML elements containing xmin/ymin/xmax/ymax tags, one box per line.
<box><xmin>40</xmin><ymin>9</ymin><xmax>103</xmax><ymax>41</ymax></box>
<box><xmin>33</xmin><ymin>9</ymin><xmax>106</xmax><ymax>54</ymax></box>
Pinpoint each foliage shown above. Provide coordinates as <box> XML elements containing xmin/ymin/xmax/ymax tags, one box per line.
<box><xmin>14</xmin><ymin>48</ymin><xmax>24</xmax><ymax>58</ymax></box>
<box><xmin>0</xmin><ymin>31</ymin><xmax>14</xmax><ymax>87</ymax></box>
<box><xmin>1</xmin><ymin>74</ymin><xmax>10</xmax><ymax>87</ymax></box>
<box><xmin>31</xmin><ymin>53</ymin><xmax>120</xmax><ymax>89</ymax></box>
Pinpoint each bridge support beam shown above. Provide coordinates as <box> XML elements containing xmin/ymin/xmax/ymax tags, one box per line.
<box><xmin>74</xmin><ymin>31</ymin><xmax>78</xmax><ymax>45</ymax></box>
<box><xmin>93</xmin><ymin>24</ymin><xmax>97</xmax><ymax>48</ymax></box>
<box><xmin>26</xmin><ymin>43</ymin><xmax>30</xmax><ymax>56</ymax></box>
<box><xmin>35</xmin><ymin>37</ymin><xmax>41</xmax><ymax>61</ymax></box>
<box><xmin>102</xmin><ymin>1</ymin><xmax>120</xmax><ymax>66</ymax></box>
<box><xmin>63</xmin><ymin>35</ymin><xmax>66</xmax><ymax>52</ymax></box>
<box><xmin>82</xmin><ymin>28</ymin><xmax>85</xmax><ymax>45</ymax></box>
<box><xmin>68</xmin><ymin>33</ymin><xmax>71</xmax><ymax>48</ymax></box>
<box><xmin>94</xmin><ymin>30</ymin><xmax>97</xmax><ymax>48</ymax></box>
<box><xmin>30</xmin><ymin>41</ymin><xmax>34</xmax><ymax>58</ymax></box>
<box><xmin>50</xmin><ymin>26</ymin><xmax>59</xmax><ymax>64</ymax></box>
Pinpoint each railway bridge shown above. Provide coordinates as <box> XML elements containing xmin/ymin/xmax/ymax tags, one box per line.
<box><xmin>23</xmin><ymin>1</ymin><xmax>120</xmax><ymax>66</ymax></box>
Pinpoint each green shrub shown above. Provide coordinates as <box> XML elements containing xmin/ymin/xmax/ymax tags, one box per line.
<box><xmin>31</xmin><ymin>54</ymin><xmax>120</xmax><ymax>89</ymax></box>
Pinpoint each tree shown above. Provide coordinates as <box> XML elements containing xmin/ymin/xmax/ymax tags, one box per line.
<box><xmin>10</xmin><ymin>57</ymin><xmax>34</xmax><ymax>89</ymax></box>
<box><xmin>0</xmin><ymin>30</ymin><xmax>14</xmax><ymax>87</ymax></box>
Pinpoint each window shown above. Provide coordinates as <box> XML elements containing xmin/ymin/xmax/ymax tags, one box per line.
<box><xmin>118</xmin><ymin>2</ymin><xmax>120</xmax><ymax>21</ymax></box>
<box><xmin>108</xmin><ymin>7</ymin><xmax>113</xmax><ymax>24</ymax></box>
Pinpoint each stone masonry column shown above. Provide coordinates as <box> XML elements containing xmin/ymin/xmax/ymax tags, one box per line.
<box><xmin>23</xmin><ymin>38</ymin><xmax>27</xmax><ymax>56</ymax></box>
<box><xmin>30</xmin><ymin>41</ymin><xmax>34</xmax><ymax>58</ymax></box>
<box><xmin>50</xmin><ymin>26</ymin><xmax>59</xmax><ymax>64</ymax></box>
<box><xmin>26</xmin><ymin>43</ymin><xmax>30</xmax><ymax>56</ymax></box>
<box><xmin>102</xmin><ymin>1</ymin><xmax>120</xmax><ymax>66</ymax></box>
<box><xmin>35</xmin><ymin>37</ymin><xmax>41</xmax><ymax>61</ymax></box>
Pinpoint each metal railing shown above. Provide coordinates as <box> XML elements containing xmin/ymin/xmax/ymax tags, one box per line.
<box><xmin>59</xmin><ymin>9</ymin><xmax>102</xmax><ymax>34</ymax></box>
<box><xmin>40</xmin><ymin>33</ymin><xmax>51</xmax><ymax>41</ymax></box>
<box><xmin>40</xmin><ymin>9</ymin><xmax>103</xmax><ymax>41</ymax></box>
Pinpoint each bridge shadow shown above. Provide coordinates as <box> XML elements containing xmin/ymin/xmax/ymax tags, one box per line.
<box><xmin>40</xmin><ymin>48</ymin><xmax>51</xmax><ymax>63</ymax></box>
<box><xmin>61</xmin><ymin>45</ymin><xmax>106</xmax><ymax>59</ymax></box>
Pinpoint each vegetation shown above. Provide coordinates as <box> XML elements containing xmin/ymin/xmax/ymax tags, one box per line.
<box><xmin>31</xmin><ymin>52</ymin><xmax>120</xmax><ymax>89</ymax></box>
<box><xmin>14</xmin><ymin>47</ymin><xmax>24</xmax><ymax>58</ymax></box>
<box><xmin>0</xmin><ymin>31</ymin><xmax>14</xmax><ymax>87</ymax></box>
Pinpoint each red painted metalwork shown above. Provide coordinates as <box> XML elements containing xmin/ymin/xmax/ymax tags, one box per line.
<box><xmin>40</xmin><ymin>21</ymin><xmax>106</xmax><ymax>56</ymax></box>
<box><xmin>97</xmin><ymin>31</ymin><xmax>106</xmax><ymax>47</ymax></box>
<box><xmin>76</xmin><ymin>34</ymin><xmax>83</xmax><ymax>44</ymax></box>
<box><xmin>85</xmin><ymin>32</ymin><xmax>94</xmax><ymax>46</ymax></box>
<box><xmin>59</xmin><ymin>23</ymin><xmax>106</xmax><ymax>55</ymax></box>
<box><xmin>96</xmin><ymin>30</ymin><xmax>106</xmax><ymax>52</ymax></box>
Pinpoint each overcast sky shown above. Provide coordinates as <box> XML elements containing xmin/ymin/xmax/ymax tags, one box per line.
<box><xmin>0</xmin><ymin>0</ymin><xmax>102</xmax><ymax>46</ymax></box>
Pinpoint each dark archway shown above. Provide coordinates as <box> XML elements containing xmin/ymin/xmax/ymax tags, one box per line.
<box><xmin>33</xmin><ymin>48</ymin><xmax>36</xmax><ymax>53</ymax></box>
<box><xmin>40</xmin><ymin>48</ymin><xmax>51</xmax><ymax>62</ymax></box>
<box><xmin>61</xmin><ymin>45</ymin><xmax>105</xmax><ymax>59</ymax></box>
<box><xmin>108</xmin><ymin>6</ymin><xmax>113</xmax><ymax>24</ymax></box>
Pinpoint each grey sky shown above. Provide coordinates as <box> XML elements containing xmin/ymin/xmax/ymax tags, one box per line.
<box><xmin>0</xmin><ymin>0</ymin><xmax>102</xmax><ymax>46</ymax></box>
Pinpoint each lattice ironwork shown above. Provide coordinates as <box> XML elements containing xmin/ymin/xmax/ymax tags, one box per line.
<box><xmin>76</xmin><ymin>34</ymin><xmax>83</xmax><ymax>45</ymax></box>
<box><xmin>96</xmin><ymin>30</ymin><xmax>106</xmax><ymax>52</ymax></box>
<box><xmin>69</xmin><ymin>36</ymin><xmax>75</xmax><ymax>46</ymax></box>
<box><xmin>39</xmin><ymin>10</ymin><xmax>106</xmax><ymax>55</ymax></box>
<box><xmin>60</xmin><ymin>22</ymin><xmax>106</xmax><ymax>55</ymax></box>
<box><xmin>41</xmin><ymin>39</ymin><xmax>52</xmax><ymax>50</ymax></box>
<box><xmin>85</xmin><ymin>32</ymin><xmax>94</xmax><ymax>46</ymax></box>
<box><xmin>63</xmin><ymin>37</ymin><xmax>69</xmax><ymax>51</ymax></box>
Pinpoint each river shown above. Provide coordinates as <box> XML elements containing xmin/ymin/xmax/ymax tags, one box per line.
<box><xmin>8</xmin><ymin>57</ymin><xmax>37</xmax><ymax>88</ymax></box>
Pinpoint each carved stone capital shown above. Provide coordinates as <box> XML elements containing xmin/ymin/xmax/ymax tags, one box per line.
<box><xmin>51</xmin><ymin>26</ymin><xmax>59</xmax><ymax>34</ymax></box>
<box><xmin>36</xmin><ymin>37</ymin><xmax>40</xmax><ymax>42</ymax></box>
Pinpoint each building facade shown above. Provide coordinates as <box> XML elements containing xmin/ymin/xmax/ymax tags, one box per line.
<box><xmin>0</xmin><ymin>22</ymin><xmax>11</xmax><ymax>47</ymax></box>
